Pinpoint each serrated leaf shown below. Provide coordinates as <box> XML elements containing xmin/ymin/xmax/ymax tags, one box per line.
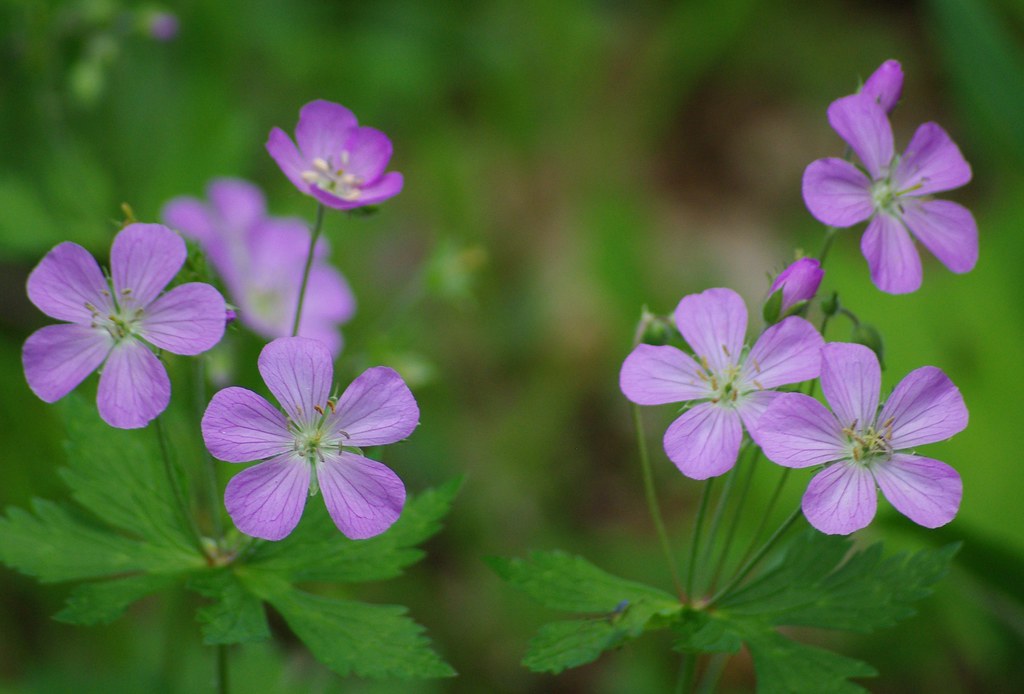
<box><xmin>55</xmin><ymin>573</ymin><xmax>180</xmax><ymax>625</ymax></box>
<box><xmin>188</xmin><ymin>569</ymin><xmax>270</xmax><ymax>645</ymax></box>
<box><xmin>248</xmin><ymin>478</ymin><xmax>460</xmax><ymax>583</ymax></box>
<box><xmin>521</xmin><ymin>619</ymin><xmax>634</xmax><ymax>674</ymax></box>
<box><xmin>672</xmin><ymin>610</ymin><xmax>742</xmax><ymax>654</ymax></box>
<box><xmin>741</xmin><ymin>625</ymin><xmax>877</xmax><ymax>694</ymax></box>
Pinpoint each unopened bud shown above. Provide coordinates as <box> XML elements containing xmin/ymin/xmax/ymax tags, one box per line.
<box><xmin>766</xmin><ymin>257</ymin><xmax>824</xmax><ymax>320</ymax></box>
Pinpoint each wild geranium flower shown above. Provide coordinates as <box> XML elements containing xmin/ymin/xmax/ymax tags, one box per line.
<box><xmin>620</xmin><ymin>288</ymin><xmax>823</xmax><ymax>479</ymax></box>
<box><xmin>202</xmin><ymin>337</ymin><xmax>418</xmax><ymax>541</ymax></box>
<box><xmin>767</xmin><ymin>257</ymin><xmax>824</xmax><ymax>317</ymax></box>
<box><xmin>266</xmin><ymin>100</ymin><xmax>403</xmax><ymax>210</ymax></box>
<box><xmin>758</xmin><ymin>342</ymin><xmax>966</xmax><ymax>535</ymax></box>
<box><xmin>23</xmin><ymin>223</ymin><xmax>226</xmax><ymax>429</ymax></box>
<box><xmin>803</xmin><ymin>93</ymin><xmax>977</xmax><ymax>294</ymax></box>
<box><xmin>162</xmin><ymin>178</ymin><xmax>355</xmax><ymax>355</ymax></box>
<box><xmin>860</xmin><ymin>59</ymin><xmax>903</xmax><ymax>113</ymax></box>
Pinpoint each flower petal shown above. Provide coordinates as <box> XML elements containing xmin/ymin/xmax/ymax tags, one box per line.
<box><xmin>663</xmin><ymin>403</ymin><xmax>742</xmax><ymax>479</ymax></box>
<box><xmin>742</xmin><ymin>316</ymin><xmax>822</xmax><ymax>389</ymax></box>
<box><xmin>141</xmin><ymin>282</ymin><xmax>226</xmax><ymax>355</ymax></box>
<box><xmin>819</xmin><ymin>342</ymin><xmax>880</xmax><ymax>431</ymax></box>
<box><xmin>801</xmin><ymin>158</ymin><xmax>874</xmax><ymax>227</ymax></box>
<box><xmin>330</xmin><ymin>367</ymin><xmax>418</xmax><ymax>447</ymax></box>
<box><xmin>619</xmin><ymin>344</ymin><xmax>709</xmax><ymax>405</ymax></box>
<box><xmin>802</xmin><ymin>462</ymin><xmax>877</xmax><ymax>535</ymax></box>
<box><xmin>161</xmin><ymin>197</ymin><xmax>218</xmax><ymax>246</ymax></box>
<box><xmin>860</xmin><ymin>213</ymin><xmax>922</xmax><ymax>294</ymax></box>
<box><xmin>224</xmin><ymin>454</ymin><xmax>310</xmax><ymax>541</ymax></box>
<box><xmin>879</xmin><ymin>365</ymin><xmax>968</xmax><ymax>449</ymax></box>
<box><xmin>202</xmin><ymin>387</ymin><xmax>293</xmax><ymax>462</ymax></box>
<box><xmin>27</xmin><ymin>241</ymin><xmax>112</xmax><ymax>323</ymax></box>
<box><xmin>23</xmin><ymin>324</ymin><xmax>111</xmax><ymax>402</ymax></box>
<box><xmin>351</xmin><ymin>171</ymin><xmax>404</xmax><ymax>207</ymax></box>
<box><xmin>295</xmin><ymin>100</ymin><xmax>358</xmax><ymax>160</ymax></box>
<box><xmin>674</xmin><ymin>288</ymin><xmax>747</xmax><ymax>374</ymax></box>
<box><xmin>736</xmin><ymin>389</ymin><xmax>780</xmax><ymax>446</ymax></box>
<box><xmin>343</xmin><ymin>126</ymin><xmax>393</xmax><ymax>183</ymax></box>
<box><xmin>266</xmin><ymin>127</ymin><xmax>311</xmax><ymax>193</ymax></box>
<box><xmin>208</xmin><ymin>178</ymin><xmax>267</xmax><ymax>231</ymax></box>
<box><xmin>872</xmin><ymin>453</ymin><xmax>961</xmax><ymax>528</ymax></box>
<box><xmin>96</xmin><ymin>339</ymin><xmax>170</xmax><ymax>429</ymax></box>
<box><xmin>317</xmin><ymin>451</ymin><xmax>406</xmax><ymax>539</ymax></box>
<box><xmin>892</xmin><ymin>122</ymin><xmax>972</xmax><ymax>196</ymax></box>
<box><xmin>827</xmin><ymin>94</ymin><xmax>894</xmax><ymax>179</ymax></box>
<box><xmin>110</xmin><ymin>224</ymin><xmax>186</xmax><ymax>309</ymax></box>
<box><xmin>258</xmin><ymin>337</ymin><xmax>333</xmax><ymax>427</ymax></box>
<box><xmin>900</xmin><ymin>199</ymin><xmax>978</xmax><ymax>274</ymax></box>
<box><xmin>861</xmin><ymin>59</ymin><xmax>903</xmax><ymax>113</ymax></box>
<box><xmin>757</xmin><ymin>393</ymin><xmax>847</xmax><ymax>468</ymax></box>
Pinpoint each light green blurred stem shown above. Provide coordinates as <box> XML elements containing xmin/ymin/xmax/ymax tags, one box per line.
<box><xmin>709</xmin><ymin>447</ymin><xmax>760</xmax><ymax>590</ymax></box>
<box><xmin>194</xmin><ymin>357</ymin><xmax>223</xmax><ymax>538</ymax></box>
<box><xmin>633</xmin><ymin>405</ymin><xmax>686</xmax><ymax>600</ymax></box>
<box><xmin>696</xmin><ymin>443</ymin><xmax>750</xmax><ymax>593</ymax></box>
<box><xmin>153</xmin><ymin>414</ymin><xmax>204</xmax><ymax>555</ymax></box>
<box><xmin>817</xmin><ymin>226</ymin><xmax>839</xmax><ymax>265</ymax></box>
<box><xmin>291</xmin><ymin>203</ymin><xmax>327</xmax><ymax>337</ymax></box>
<box><xmin>217</xmin><ymin>644</ymin><xmax>229</xmax><ymax>694</ymax></box>
<box><xmin>686</xmin><ymin>478</ymin><xmax>715</xmax><ymax>598</ymax></box>
<box><xmin>675</xmin><ymin>652</ymin><xmax>698</xmax><ymax>694</ymax></box>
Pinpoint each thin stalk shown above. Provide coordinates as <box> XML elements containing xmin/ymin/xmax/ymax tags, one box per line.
<box><xmin>194</xmin><ymin>357</ymin><xmax>223</xmax><ymax>538</ymax></box>
<box><xmin>685</xmin><ymin>478</ymin><xmax>715</xmax><ymax>598</ymax></box>
<box><xmin>709</xmin><ymin>447</ymin><xmax>760</xmax><ymax>590</ymax></box>
<box><xmin>216</xmin><ymin>644</ymin><xmax>229</xmax><ymax>694</ymax></box>
<box><xmin>696</xmin><ymin>446</ymin><xmax>748</xmax><ymax>591</ymax></box>
<box><xmin>154</xmin><ymin>415</ymin><xmax>204</xmax><ymax>556</ymax></box>
<box><xmin>696</xmin><ymin>653</ymin><xmax>729</xmax><ymax>694</ymax></box>
<box><xmin>738</xmin><ymin>467</ymin><xmax>790</xmax><ymax>568</ymax></box>
<box><xmin>633</xmin><ymin>405</ymin><xmax>685</xmax><ymax>600</ymax></box>
<box><xmin>675</xmin><ymin>653</ymin><xmax>698</xmax><ymax>694</ymax></box>
<box><xmin>291</xmin><ymin>203</ymin><xmax>327</xmax><ymax>337</ymax></box>
<box><xmin>817</xmin><ymin>226</ymin><xmax>839</xmax><ymax>266</ymax></box>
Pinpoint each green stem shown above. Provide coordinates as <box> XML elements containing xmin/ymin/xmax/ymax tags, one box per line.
<box><xmin>817</xmin><ymin>226</ymin><xmax>839</xmax><ymax>266</ymax></box>
<box><xmin>675</xmin><ymin>653</ymin><xmax>698</xmax><ymax>694</ymax></box>
<box><xmin>216</xmin><ymin>644</ymin><xmax>229</xmax><ymax>694</ymax></box>
<box><xmin>696</xmin><ymin>444</ymin><xmax>750</xmax><ymax>591</ymax></box>
<box><xmin>738</xmin><ymin>467</ymin><xmax>790</xmax><ymax>569</ymax></box>
<box><xmin>633</xmin><ymin>405</ymin><xmax>686</xmax><ymax>600</ymax></box>
<box><xmin>685</xmin><ymin>478</ymin><xmax>715</xmax><ymax>598</ymax></box>
<box><xmin>709</xmin><ymin>447</ymin><xmax>760</xmax><ymax>590</ymax></box>
<box><xmin>194</xmin><ymin>358</ymin><xmax>223</xmax><ymax>538</ymax></box>
<box><xmin>696</xmin><ymin>653</ymin><xmax>729</xmax><ymax>694</ymax></box>
<box><xmin>154</xmin><ymin>415</ymin><xmax>204</xmax><ymax>555</ymax></box>
<box><xmin>291</xmin><ymin>203</ymin><xmax>327</xmax><ymax>337</ymax></box>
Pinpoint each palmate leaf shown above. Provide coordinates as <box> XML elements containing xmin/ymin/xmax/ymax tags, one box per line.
<box><xmin>56</xmin><ymin>573</ymin><xmax>181</xmax><ymax>625</ymax></box>
<box><xmin>188</xmin><ymin>569</ymin><xmax>270</xmax><ymax>645</ymax></box>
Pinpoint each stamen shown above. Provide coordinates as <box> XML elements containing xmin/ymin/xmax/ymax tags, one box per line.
<box><xmin>313</xmin><ymin>405</ymin><xmax>325</xmax><ymax>416</ymax></box>
<box><xmin>753</xmin><ymin>379</ymin><xmax>764</xmax><ymax>390</ymax></box>
<box><xmin>721</xmin><ymin>344</ymin><xmax>731</xmax><ymax>357</ymax></box>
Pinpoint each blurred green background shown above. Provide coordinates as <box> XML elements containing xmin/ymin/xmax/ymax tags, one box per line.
<box><xmin>2</xmin><ymin>0</ymin><xmax>1023</xmax><ymax>691</ymax></box>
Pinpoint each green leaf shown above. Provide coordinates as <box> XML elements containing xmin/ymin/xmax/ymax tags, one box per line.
<box><xmin>188</xmin><ymin>569</ymin><xmax>270</xmax><ymax>645</ymax></box>
<box><xmin>55</xmin><ymin>573</ymin><xmax>181</xmax><ymax>625</ymax></box>
<box><xmin>248</xmin><ymin>478</ymin><xmax>460</xmax><ymax>583</ymax></box>
<box><xmin>739</xmin><ymin>624</ymin><xmax>877</xmax><ymax>694</ymax></box>
<box><xmin>521</xmin><ymin>619</ymin><xmax>636</xmax><ymax>674</ymax></box>
<box><xmin>672</xmin><ymin>609</ymin><xmax>742</xmax><ymax>654</ymax></box>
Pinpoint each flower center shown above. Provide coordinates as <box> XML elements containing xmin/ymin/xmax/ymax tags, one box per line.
<box><xmin>870</xmin><ymin>178</ymin><xmax>898</xmax><ymax>213</ymax></box>
<box><xmin>87</xmin><ymin>287</ymin><xmax>143</xmax><ymax>343</ymax></box>
<box><xmin>844</xmin><ymin>417</ymin><xmax>894</xmax><ymax>465</ymax></box>
<box><xmin>290</xmin><ymin>399</ymin><xmax>350</xmax><ymax>495</ymax></box>
<box><xmin>300</xmin><ymin>154</ymin><xmax>364</xmax><ymax>201</ymax></box>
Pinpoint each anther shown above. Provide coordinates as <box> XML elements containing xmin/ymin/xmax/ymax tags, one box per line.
<box><xmin>313</xmin><ymin>405</ymin><xmax>325</xmax><ymax>416</ymax></box>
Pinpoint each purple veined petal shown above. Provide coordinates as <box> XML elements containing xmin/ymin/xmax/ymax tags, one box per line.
<box><xmin>224</xmin><ymin>454</ymin><xmax>310</xmax><ymax>541</ymax></box>
<box><xmin>735</xmin><ymin>389</ymin><xmax>781</xmax><ymax>446</ymax></box>
<box><xmin>27</xmin><ymin>241</ymin><xmax>113</xmax><ymax>323</ymax></box>
<box><xmin>802</xmin><ymin>462</ymin><xmax>878</xmax><ymax>535</ymax></box>
<box><xmin>295</xmin><ymin>100</ymin><xmax>358</xmax><ymax>160</ymax></box>
<box><xmin>757</xmin><ymin>392</ymin><xmax>847</xmax><ymax>468</ymax></box>
<box><xmin>674</xmin><ymin>288</ymin><xmax>747</xmax><ymax>374</ymax></box>
<box><xmin>202</xmin><ymin>386</ymin><xmax>293</xmax><ymax>462</ymax></box>
<box><xmin>879</xmin><ymin>365</ymin><xmax>968</xmax><ymax>449</ymax></box>
<box><xmin>317</xmin><ymin>451</ymin><xmax>406</xmax><ymax>539</ymax></box>
<box><xmin>266</xmin><ymin>127</ymin><xmax>312</xmax><ymax>193</ymax></box>
<box><xmin>819</xmin><ymin>342</ymin><xmax>880</xmax><ymax>431</ymax></box>
<box><xmin>258</xmin><ymin>337</ymin><xmax>334</xmax><ymax>427</ymax></box>
<box><xmin>861</xmin><ymin>59</ymin><xmax>903</xmax><ymax>114</ymax></box>
<box><xmin>872</xmin><ymin>453</ymin><xmax>961</xmax><ymax>528</ymax></box>
<box><xmin>663</xmin><ymin>402</ymin><xmax>743</xmax><ymax>480</ymax></box>
<box><xmin>304</xmin><ymin>264</ymin><xmax>356</xmax><ymax>323</ymax></box>
<box><xmin>892</xmin><ymin>122</ymin><xmax>972</xmax><ymax>196</ymax></box>
<box><xmin>110</xmin><ymin>223</ymin><xmax>186</xmax><ymax>309</ymax></box>
<box><xmin>96</xmin><ymin>339</ymin><xmax>170</xmax><ymax>429</ymax></box>
<box><xmin>208</xmin><ymin>178</ymin><xmax>267</xmax><ymax>231</ymax></box>
<box><xmin>23</xmin><ymin>324</ymin><xmax>111</xmax><ymax>403</ymax></box>
<box><xmin>802</xmin><ymin>158</ymin><xmax>874</xmax><ymax>227</ymax></box>
<box><xmin>329</xmin><ymin>366</ymin><xmax>418</xmax><ymax>447</ymax></box>
<box><xmin>860</xmin><ymin>212</ymin><xmax>922</xmax><ymax>294</ymax></box>
<box><xmin>161</xmin><ymin>197</ymin><xmax>217</xmax><ymax>245</ymax></box>
<box><xmin>342</xmin><ymin>126</ymin><xmax>394</xmax><ymax>183</ymax></box>
<box><xmin>827</xmin><ymin>94</ymin><xmax>894</xmax><ymax>179</ymax></box>
<box><xmin>351</xmin><ymin>171</ymin><xmax>404</xmax><ymax>207</ymax></box>
<box><xmin>900</xmin><ymin>199</ymin><xmax>978</xmax><ymax>274</ymax></box>
<box><xmin>619</xmin><ymin>344</ymin><xmax>710</xmax><ymax>405</ymax></box>
<box><xmin>141</xmin><ymin>282</ymin><xmax>226</xmax><ymax>355</ymax></box>
<box><xmin>741</xmin><ymin>316</ymin><xmax>822</xmax><ymax>389</ymax></box>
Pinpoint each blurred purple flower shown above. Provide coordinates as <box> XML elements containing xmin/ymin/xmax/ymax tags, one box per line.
<box><xmin>768</xmin><ymin>257</ymin><xmax>824</xmax><ymax>316</ymax></box>
<box><xmin>266</xmin><ymin>100</ymin><xmax>403</xmax><ymax>210</ymax></box>
<box><xmin>803</xmin><ymin>94</ymin><xmax>977</xmax><ymax>294</ymax></box>
<box><xmin>23</xmin><ymin>223</ymin><xmax>225</xmax><ymax>429</ymax></box>
<box><xmin>202</xmin><ymin>337</ymin><xmax>417</xmax><ymax>540</ymax></box>
<box><xmin>162</xmin><ymin>178</ymin><xmax>355</xmax><ymax>355</ymax></box>
<box><xmin>758</xmin><ymin>342</ymin><xmax>966</xmax><ymax>535</ymax></box>
<box><xmin>620</xmin><ymin>288</ymin><xmax>823</xmax><ymax>479</ymax></box>
<box><xmin>860</xmin><ymin>59</ymin><xmax>903</xmax><ymax>113</ymax></box>
<box><xmin>147</xmin><ymin>11</ymin><xmax>179</xmax><ymax>41</ymax></box>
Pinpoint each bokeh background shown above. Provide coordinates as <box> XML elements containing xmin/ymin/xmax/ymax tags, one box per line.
<box><xmin>2</xmin><ymin>0</ymin><xmax>1023</xmax><ymax>691</ymax></box>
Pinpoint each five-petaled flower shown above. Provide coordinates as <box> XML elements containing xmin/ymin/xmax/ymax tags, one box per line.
<box><xmin>23</xmin><ymin>223</ymin><xmax>226</xmax><ymax>429</ymax></box>
<box><xmin>266</xmin><ymin>100</ymin><xmax>403</xmax><ymax>210</ymax></box>
<box><xmin>620</xmin><ymin>288</ymin><xmax>823</xmax><ymax>479</ymax></box>
<box><xmin>758</xmin><ymin>342</ymin><xmax>966</xmax><ymax>535</ymax></box>
<box><xmin>803</xmin><ymin>92</ymin><xmax>977</xmax><ymax>294</ymax></box>
<box><xmin>202</xmin><ymin>337</ymin><xmax>418</xmax><ymax>541</ymax></box>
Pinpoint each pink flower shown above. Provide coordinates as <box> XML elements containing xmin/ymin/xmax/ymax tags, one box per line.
<box><xmin>202</xmin><ymin>337</ymin><xmax>418</xmax><ymax>541</ymax></box>
<box><xmin>860</xmin><ymin>59</ymin><xmax>903</xmax><ymax>113</ymax></box>
<box><xmin>23</xmin><ymin>224</ymin><xmax>226</xmax><ymax>428</ymax></box>
<box><xmin>803</xmin><ymin>93</ymin><xmax>977</xmax><ymax>294</ymax></box>
<box><xmin>767</xmin><ymin>257</ymin><xmax>824</xmax><ymax>318</ymax></box>
<box><xmin>758</xmin><ymin>342</ymin><xmax>967</xmax><ymax>535</ymax></box>
<box><xmin>619</xmin><ymin>288</ymin><xmax>823</xmax><ymax>479</ymax></box>
<box><xmin>266</xmin><ymin>100</ymin><xmax>403</xmax><ymax>210</ymax></box>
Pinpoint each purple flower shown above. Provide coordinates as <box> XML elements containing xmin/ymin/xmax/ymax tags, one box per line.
<box><xmin>23</xmin><ymin>223</ymin><xmax>226</xmax><ymax>429</ymax></box>
<box><xmin>768</xmin><ymin>257</ymin><xmax>824</xmax><ymax>317</ymax></box>
<box><xmin>202</xmin><ymin>337</ymin><xmax>418</xmax><ymax>541</ymax></box>
<box><xmin>146</xmin><ymin>11</ymin><xmax>180</xmax><ymax>41</ymax></box>
<box><xmin>162</xmin><ymin>178</ymin><xmax>355</xmax><ymax>355</ymax></box>
<box><xmin>803</xmin><ymin>94</ymin><xmax>977</xmax><ymax>294</ymax></box>
<box><xmin>619</xmin><ymin>288</ymin><xmax>823</xmax><ymax>479</ymax></box>
<box><xmin>266</xmin><ymin>100</ymin><xmax>403</xmax><ymax>210</ymax></box>
<box><xmin>758</xmin><ymin>342</ymin><xmax>966</xmax><ymax>535</ymax></box>
<box><xmin>860</xmin><ymin>59</ymin><xmax>903</xmax><ymax>114</ymax></box>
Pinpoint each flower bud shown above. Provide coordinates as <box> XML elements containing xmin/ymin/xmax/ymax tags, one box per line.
<box><xmin>766</xmin><ymin>258</ymin><xmax>824</xmax><ymax>320</ymax></box>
